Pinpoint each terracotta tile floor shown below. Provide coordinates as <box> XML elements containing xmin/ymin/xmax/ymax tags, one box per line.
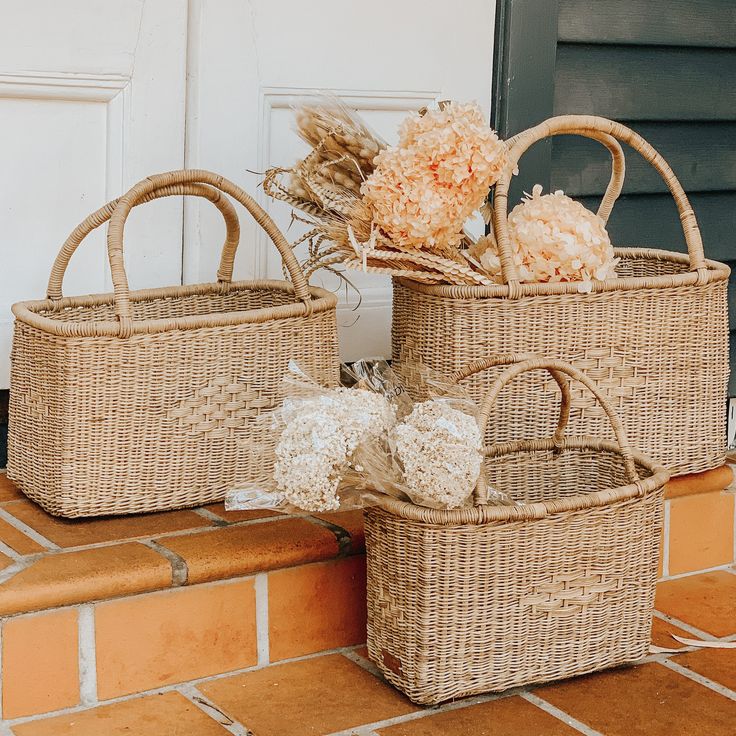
<box><xmin>7</xmin><ymin>568</ymin><xmax>735</xmax><ymax>736</ymax></box>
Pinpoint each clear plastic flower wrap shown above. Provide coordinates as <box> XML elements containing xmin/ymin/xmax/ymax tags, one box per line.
<box><xmin>225</xmin><ymin>359</ymin><xmax>515</xmax><ymax>514</ymax></box>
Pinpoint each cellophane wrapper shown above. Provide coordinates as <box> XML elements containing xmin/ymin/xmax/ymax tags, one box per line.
<box><xmin>225</xmin><ymin>359</ymin><xmax>514</xmax><ymax>514</ymax></box>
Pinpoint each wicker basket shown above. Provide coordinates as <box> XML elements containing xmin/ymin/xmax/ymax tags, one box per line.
<box><xmin>393</xmin><ymin>115</ymin><xmax>730</xmax><ymax>476</ymax></box>
<box><xmin>365</xmin><ymin>355</ymin><xmax>669</xmax><ymax>705</ymax></box>
<box><xmin>8</xmin><ymin>170</ymin><xmax>339</xmax><ymax>517</ymax></box>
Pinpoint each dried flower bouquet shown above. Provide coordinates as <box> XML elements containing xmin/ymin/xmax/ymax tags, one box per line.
<box><xmin>225</xmin><ymin>361</ymin><xmax>509</xmax><ymax>514</ymax></box>
<box><xmin>264</xmin><ymin>98</ymin><xmax>620</xmax><ymax>288</ymax></box>
<box><xmin>264</xmin><ymin>98</ymin><xmax>508</xmax><ymax>286</ymax></box>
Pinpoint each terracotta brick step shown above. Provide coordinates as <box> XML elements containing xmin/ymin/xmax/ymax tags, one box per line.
<box><xmin>4</xmin><ymin>568</ymin><xmax>735</xmax><ymax>735</ymax></box>
<box><xmin>0</xmin><ymin>467</ymin><xmax>733</xmax><ymax>726</ymax></box>
<box><xmin>0</xmin><ymin>472</ymin><xmax>364</xmax><ymax>616</ymax></box>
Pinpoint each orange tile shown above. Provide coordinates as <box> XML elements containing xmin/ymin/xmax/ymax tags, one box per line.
<box><xmin>203</xmin><ymin>502</ymin><xmax>280</xmax><ymax>523</ymax></box>
<box><xmin>665</xmin><ymin>465</ymin><xmax>734</xmax><ymax>500</ymax></box>
<box><xmin>656</xmin><ymin>571</ymin><xmax>736</xmax><ymax>637</ymax></box>
<box><xmin>198</xmin><ymin>653</ymin><xmax>418</xmax><ymax>735</ymax></box>
<box><xmin>0</xmin><ymin>543</ymin><xmax>171</xmax><ymax>616</ymax></box>
<box><xmin>2</xmin><ymin>608</ymin><xmax>79</xmax><ymax>719</ymax></box>
<box><xmin>269</xmin><ymin>555</ymin><xmax>367</xmax><ymax>661</ymax></box>
<box><xmin>314</xmin><ymin>509</ymin><xmax>366</xmax><ymax>553</ymax></box>
<box><xmin>0</xmin><ymin>551</ymin><xmax>13</xmax><ymax>570</ymax></box>
<box><xmin>536</xmin><ymin>662</ymin><xmax>736</xmax><ymax>735</ymax></box>
<box><xmin>377</xmin><ymin>696</ymin><xmax>580</xmax><ymax>735</ymax></box>
<box><xmin>2</xmin><ymin>499</ymin><xmax>212</xmax><ymax>548</ymax></box>
<box><xmin>158</xmin><ymin>518</ymin><xmax>339</xmax><ymax>584</ymax></box>
<box><xmin>95</xmin><ymin>579</ymin><xmax>257</xmax><ymax>699</ymax></box>
<box><xmin>0</xmin><ymin>517</ymin><xmax>45</xmax><ymax>555</ymax></box>
<box><xmin>676</xmin><ymin>648</ymin><xmax>736</xmax><ymax>691</ymax></box>
<box><xmin>668</xmin><ymin>492</ymin><xmax>734</xmax><ymax>575</ymax></box>
<box><xmin>11</xmin><ymin>691</ymin><xmax>229</xmax><ymax>736</ymax></box>
<box><xmin>650</xmin><ymin>615</ymin><xmax>693</xmax><ymax>649</ymax></box>
<box><xmin>0</xmin><ymin>472</ymin><xmax>23</xmax><ymax>502</ymax></box>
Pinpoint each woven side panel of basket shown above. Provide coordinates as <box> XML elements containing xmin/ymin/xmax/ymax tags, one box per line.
<box><xmin>8</xmin><ymin>307</ymin><xmax>338</xmax><ymax>517</ymax></box>
<box><xmin>365</xmin><ymin>484</ymin><xmax>663</xmax><ymax>705</ymax></box>
<box><xmin>392</xmin><ymin>266</ymin><xmax>729</xmax><ymax>475</ymax></box>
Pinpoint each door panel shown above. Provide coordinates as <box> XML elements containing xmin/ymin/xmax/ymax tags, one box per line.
<box><xmin>185</xmin><ymin>0</ymin><xmax>498</xmax><ymax>361</ymax></box>
<box><xmin>0</xmin><ymin>0</ymin><xmax>187</xmax><ymax>387</ymax></box>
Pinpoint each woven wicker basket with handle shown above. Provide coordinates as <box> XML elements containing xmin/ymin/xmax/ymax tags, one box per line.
<box><xmin>392</xmin><ymin>115</ymin><xmax>730</xmax><ymax>475</ymax></box>
<box><xmin>365</xmin><ymin>355</ymin><xmax>669</xmax><ymax>705</ymax></box>
<box><xmin>8</xmin><ymin>170</ymin><xmax>339</xmax><ymax>517</ymax></box>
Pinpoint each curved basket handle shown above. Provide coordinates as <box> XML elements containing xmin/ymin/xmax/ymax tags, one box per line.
<box><xmin>493</xmin><ymin>115</ymin><xmax>707</xmax><ymax>295</ymax></box>
<box><xmin>106</xmin><ymin>170</ymin><xmax>312</xmax><ymax>336</ymax></box>
<box><xmin>451</xmin><ymin>353</ymin><xmax>572</xmax><ymax>447</ymax></box>
<box><xmin>474</xmin><ymin>356</ymin><xmax>640</xmax><ymax>504</ymax></box>
<box><xmin>503</xmin><ymin>127</ymin><xmax>625</xmax><ymax>224</ymax></box>
<box><xmin>47</xmin><ymin>182</ymin><xmax>240</xmax><ymax>300</ymax></box>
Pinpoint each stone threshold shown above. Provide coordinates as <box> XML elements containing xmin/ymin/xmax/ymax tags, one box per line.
<box><xmin>0</xmin><ymin>472</ymin><xmax>363</xmax><ymax>617</ymax></box>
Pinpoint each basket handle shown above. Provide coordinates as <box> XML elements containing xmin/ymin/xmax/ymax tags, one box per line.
<box><xmin>503</xmin><ymin>127</ymin><xmax>625</xmax><ymax>224</ymax></box>
<box><xmin>47</xmin><ymin>182</ymin><xmax>241</xmax><ymax>300</ymax></box>
<box><xmin>493</xmin><ymin>115</ymin><xmax>708</xmax><ymax>294</ymax></box>
<box><xmin>451</xmin><ymin>354</ymin><xmax>572</xmax><ymax>447</ymax></box>
<box><xmin>473</xmin><ymin>356</ymin><xmax>640</xmax><ymax>504</ymax></box>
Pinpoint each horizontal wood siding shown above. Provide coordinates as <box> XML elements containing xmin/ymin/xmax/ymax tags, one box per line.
<box><xmin>558</xmin><ymin>0</ymin><xmax>736</xmax><ymax>48</ymax></box>
<box><xmin>554</xmin><ymin>45</ymin><xmax>736</xmax><ymax>121</ymax></box>
<box><xmin>551</xmin><ymin>0</ymin><xmax>736</xmax><ymax>392</ymax></box>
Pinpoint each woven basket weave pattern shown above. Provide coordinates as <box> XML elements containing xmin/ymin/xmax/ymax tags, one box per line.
<box><xmin>393</xmin><ymin>264</ymin><xmax>728</xmax><ymax>475</ymax></box>
<box><xmin>8</xmin><ymin>171</ymin><xmax>339</xmax><ymax>517</ymax></box>
<box><xmin>365</xmin><ymin>355</ymin><xmax>668</xmax><ymax>704</ymax></box>
<box><xmin>366</xmin><ymin>480</ymin><xmax>662</xmax><ymax>704</ymax></box>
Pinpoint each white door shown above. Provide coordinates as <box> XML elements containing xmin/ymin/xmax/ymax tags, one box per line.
<box><xmin>0</xmin><ymin>0</ymin><xmax>497</xmax><ymax>388</ymax></box>
<box><xmin>0</xmin><ymin>0</ymin><xmax>187</xmax><ymax>387</ymax></box>
<box><xmin>184</xmin><ymin>0</ymin><xmax>498</xmax><ymax>360</ymax></box>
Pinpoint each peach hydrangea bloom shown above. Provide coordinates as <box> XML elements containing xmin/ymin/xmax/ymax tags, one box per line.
<box><xmin>475</xmin><ymin>185</ymin><xmax>618</xmax><ymax>287</ymax></box>
<box><xmin>360</xmin><ymin>102</ymin><xmax>507</xmax><ymax>257</ymax></box>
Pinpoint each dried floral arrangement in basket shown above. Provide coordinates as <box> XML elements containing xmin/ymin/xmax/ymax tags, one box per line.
<box><xmin>263</xmin><ymin>97</ymin><xmax>619</xmax><ymax>288</ymax></box>
<box><xmin>226</xmin><ymin>360</ymin><xmax>511</xmax><ymax>515</ymax></box>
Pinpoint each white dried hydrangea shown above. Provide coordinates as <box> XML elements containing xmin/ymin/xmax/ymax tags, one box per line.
<box><xmin>392</xmin><ymin>400</ymin><xmax>483</xmax><ymax>509</ymax></box>
<box><xmin>274</xmin><ymin>388</ymin><xmax>396</xmax><ymax>512</ymax></box>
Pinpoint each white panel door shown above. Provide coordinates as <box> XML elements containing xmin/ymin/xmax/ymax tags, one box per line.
<box><xmin>0</xmin><ymin>0</ymin><xmax>187</xmax><ymax>387</ymax></box>
<box><xmin>185</xmin><ymin>0</ymin><xmax>497</xmax><ymax>361</ymax></box>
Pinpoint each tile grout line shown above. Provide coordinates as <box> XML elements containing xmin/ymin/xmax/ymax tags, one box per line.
<box><xmin>254</xmin><ymin>572</ymin><xmax>269</xmax><ymax>667</ymax></box>
<box><xmin>192</xmin><ymin>507</ymin><xmax>229</xmax><ymax>525</ymax></box>
<box><xmin>0</xmin><ymin>539</ymin><xmax>23</xmax><ymax>563</ymax></box>
<box><xmin>304</xmin><ymin>515</ymin><xmax>352</xmax><ymax>555</ymax></box>
<box><xmin>178</xmin><ymin>683</ymin><xmax>250</xmax><ymax>736</ymax></box>
<box><xmin>0</xmin><ymin>508</ymin><xmax>58</xmax><ymax>550</ymax></box>
<box><xmin>651</xmin><ymin>610</ymin><xmax>721</xmax><ymax>642</ymax></box>
<box><xmin>658</xmin><ymin>562</ymin><xmax>736</xmax><ymax>583</ymax></box>
<box><xmin>0</xmin><ymin>513</ymin><xmax>311</xmax><ymax>561</ymax></box>
<box><xmin>662</xmin><ymin>499</ymin><xmax>670</xmax><ymax>577</ymax></box>
<box><xmin>661</xmin><ymin>659</ymin><xmax>736</xmax><ymax>702</ymax></box>
<box><xmin>78</xmin><ymin>604</ymin><xmax>98</xmax><ymax>706</ymax></box>
<box><xmin>142</xmin><ymin>539</ymin><xmax>188</xmax><ymax>586</ymax></box>
<box><xmin>522</xmin><ymin>692</ymin><xmax>605</xmax><ymax>736</ymax></box>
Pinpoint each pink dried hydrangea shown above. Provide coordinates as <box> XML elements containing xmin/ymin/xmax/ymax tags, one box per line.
<box><xmin>476</xmin><ymin>185</ymin><xmax>619</xmax><ymax>287</ymax></box>
<box><xmin>360</xmin><ymin>102</ymin><xmax>507</xmax><ymax>256</ymax></box>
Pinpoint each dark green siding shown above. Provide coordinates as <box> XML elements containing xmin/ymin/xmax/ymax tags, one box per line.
<box><xmin>549</xmin><ymin>0</ymin><xmax>736</xmax><ymax>393</ymax></box>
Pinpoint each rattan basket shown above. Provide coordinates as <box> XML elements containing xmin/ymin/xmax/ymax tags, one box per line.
<box><xmin>393</xmin><ymin>115</ymin><xmax>729</xmax><ymax>476</ymax></box>
<box><xmin>8</xmin><ymin>170</ymin><xmax>339</xmax><ymax>517</ymax></box>
<box><xmin>365</xmin><ymin>355</ymin><xmax>669</xmax><ymax>705</ymax></box>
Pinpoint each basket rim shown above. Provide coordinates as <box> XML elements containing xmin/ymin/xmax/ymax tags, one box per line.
<box><xmin>12</xmin><ymin>279</ymin><xmax>338</xmax><ymax>337</ymax></box>
<box><xmin>394</xmin><ymin>248</ymin><xmax>730</xmax><ymax>299</ymax></box>
<box><xmin>371</xmin><ymin>436</ymin><xmax>670</xmax><ymax>525</ymax></box>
